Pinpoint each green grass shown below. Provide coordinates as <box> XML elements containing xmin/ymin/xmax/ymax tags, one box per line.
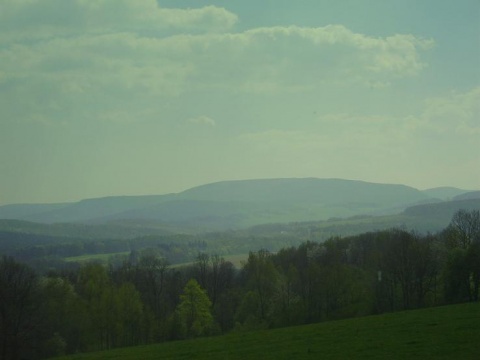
<box><xmin>64</xmin><ymin>252</ymin><xmax>130</xmax><ymax>263</ymax></box>
<box><xmin>223</xmin><ymin>253</ymin><xmax>249</xmax><ymax>268</ymax></box>
<box><xmin>171</xmin><ymin>254</ymin><xmax>249</xmax><ymax>269</ymax></box>
<box><xmin>54</xmin><ymin>302</ymin><xmax>479</xmax><ymax>360</ymax></box>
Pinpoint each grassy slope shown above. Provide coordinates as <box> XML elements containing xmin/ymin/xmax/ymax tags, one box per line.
<box><xmin>55</xmin><ymin>302</ymin><xmax>479</xmax><ymax>360</ymax></box>
<box><xmin>64</xmin><ymin>252</ymin><xmax>130</xmax><ymax>263</ymax></box>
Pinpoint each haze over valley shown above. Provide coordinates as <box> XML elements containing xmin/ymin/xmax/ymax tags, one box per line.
<box><xmin>0</xmin><ymin>178</ymin><xmax>478</xmax><ymax>231</ymax></box>
<box><xmin>1</xmin><ymin>0</ymin><xmax>479</xmax><ymax>206</ymax></box>
<box><xmin>1</xmin><ymin>1</ymin><xmax>479</xmax><ymax>359</ymax></box>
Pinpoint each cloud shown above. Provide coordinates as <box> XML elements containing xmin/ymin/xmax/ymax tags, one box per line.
<box><xmin>421</xmin><ymin>87</ymin><xmax>480</xmax><ymax>134</ymax></box>
<box><xmin>237</xmin><ymin>86</ymin><xmax>479</xmax><ymax>184</ymax></box>
<box><xmin>242</xmin><ymin>25</ymin><xmax>434</xmax><ymax>77</ymax></box>
<box><xmin>187</xmin><ymin>116</ymin><xmax>216</xmax><ymax>127</ymax></box>
<box><xmin>0</xmin><ymin>2</ymin><xmax>434</xmax><ymax>127</ymax></box>
<box><xmin>0</xmin><ymin>0</ymin><xmax>238</xmax><ymax>41</ymax></box>
<box><xmin>240</xmin><ymin>87</ymin><xmax>480</xmax><ymax>155</ymax></box>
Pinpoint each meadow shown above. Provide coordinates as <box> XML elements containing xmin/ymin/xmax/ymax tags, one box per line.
<box><xmin>64</xmin><ymin>252</ymin><xmax>130</xmax><ymax>263</ymax></box>
<box><xmin>54</xmin><ymin>302</ymin><xmax>479</xmax><ymax>360</ymax></box>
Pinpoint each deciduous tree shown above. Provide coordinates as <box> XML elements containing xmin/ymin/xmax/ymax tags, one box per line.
<box><xmin>175</xmin><ymin>279</ymin><xmax>214</xmax><ymax>338</ymax></box>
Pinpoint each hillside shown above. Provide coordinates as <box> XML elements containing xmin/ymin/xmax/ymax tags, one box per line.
<box><xmin>178</xmin><ymin>178</ymin><xmax>428</xmax><ymax>204</ymax></box>
<box><xmin>402</xmin><ymin>198</ymin><xmax>480</xmax><ymax>226</ymax></box>
<box><xmin>1</xmin><ymin>197</ymin><xmax>479</xmax><ymax>263</ymax></box>
<box><xmin>53</xmin><ymin>302</ymin><xmax>480</xmax><ymax>360</ymax></box>
<box><xmin>453</xmin><ymin>191</ymin><xmax>480</xmax><ymax>201</ymax></box>
<box><xmin>421</xmin><ymin>186</ymin><xmax>471</xmax><ymax>200</ymax></box>
<box><xmin>0</xmin><ymin>178</ymin><xmax>434</xmax><ymax>229</ymax></box>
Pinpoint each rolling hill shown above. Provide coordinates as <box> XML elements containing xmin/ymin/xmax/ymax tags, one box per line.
<box><xmin>0</xmin><ymin>178</ymin><xmax>443</xmax><ymax>229</ymax></box>
<box><xmin>421</xmin><ymin>186</ymin><xmax>471</xmax><ymax>200</ymax></box>
<box><xmin>53</xmin><ymin>302</ymin><xmax>480</xmax><ymax>360</ymax></box>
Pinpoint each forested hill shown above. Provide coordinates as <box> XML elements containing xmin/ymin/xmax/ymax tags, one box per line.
<box><xmin>0</xmin><ymin>178</ymin><xmax>474</xmax><ymax>229</ymax></box>
<box><xmin>177</xmin><ymin>178</ymin><xmax>427</xmax><ymax>204</ymax></box>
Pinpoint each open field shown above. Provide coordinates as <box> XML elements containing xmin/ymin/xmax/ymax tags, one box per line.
<box><xmin>64</xmin><ymin>252</ymin><xmax>130</xmax><ymax>263</ymax></box>
<box><xmin>171</xmin><ymin>253</ymin><xmax>249</xmax><ymax>269</ymax></box>
<box><xmin>223</xmin><ymin>253</ymin><xmax>249</xmax><ymax>268</ymax></box>
<box><xmin>54</xmin><ymin>302</ymin><xmax>479</xmax><ymax>360</ymax></box>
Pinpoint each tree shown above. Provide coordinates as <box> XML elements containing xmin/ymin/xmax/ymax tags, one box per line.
<box><xmin>40</xmin><ymin>276</ymin><xmax>87</xmax><ymax>355</ymax></box>
<box><xmin>0</xmin><ymin>256</ymin><xmax>40</xmax><ymax>360</ymax></box>
<box><xmin>193</xmin><ymin>253</ymin><xmax>210</xmax><ymax>290</ymax></box>
<box><xmin>240</xmin><ymin>250</ymin><xmax>279</xmax><ymax>324</ymax></box>
<box><xmin>446</xmin><ymin>209</ymin><xmax>480</xmax><ymax>249</ymax></box>
<box><xmin>175</xmin><ymin>279</ymin><xmax>214</xmax><ymax>338</ymax></box>
<box><xmin>444</xmin><ymin>210</ymin><xmax>480</xmax><ymax>302</ymax></box>
<box><xmin>115</xmin><ymin>283</ymin><xmax>145</xmax><ymax>347</ymax></box>
<box><xmin>191</xmin><ymin>253</ymin><xmax>235</xmax><ymax>310</ymax></box>
<box><xmin>135</xmin><ymin>252</ymin><xmax>169</xmax><ymax>321</ymax></box>
<box><xmin>382</xmin><ymin>230</ymin><xmax>437</xmax><ymax>310</ymax></box>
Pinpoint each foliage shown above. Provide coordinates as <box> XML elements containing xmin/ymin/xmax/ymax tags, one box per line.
<box><xmin>0</xmin><ymin>209</ymin><xmax>479</xmax><ymax>358</ymax></box>
<box><xmin>0</xmin><ymin>256</ymin><xmax>41</xmax><ymax>360</ymax></box>
<box><xmin>175</xmin><ymin>279</ymin><xmax>214</xmax><ymax>338</ymax></box>
<box><xmin>53</xmin><ymin>302</ymin><xmax>480</xmax><ymax>360</ymax></box>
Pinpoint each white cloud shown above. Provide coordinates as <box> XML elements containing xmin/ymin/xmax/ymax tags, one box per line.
<box><xmin>0</xmin><ymin>2</ymin><xmax>434</xmax><ymax>127</ymax></box>
<box><xmin>187</xmin><ymin>116</ymin><xmax>216</xmax><ymax>127</ymax></box>
<box><xmin>240</xmin><ymin>86</ymin><xmax>480</xmax><ymax>155</ymax></box>
<box><xmin>237</xmin><ymin>86</ymin><xmax>479</xmax><ymax>186</ymax></box>
<box><xmin>0</xmin><ymin>0</ymin><xmax>238</xmax><ymax>41</ymax></box>
<box><xmin>242</xmin><ymin>26</ymin><xmax>434</xmax><ymax>77</ymax></box>
<box><xmin>421</xmin><ymin>87</ymin><xmax>480</xmax><ymax>134</ymax></box>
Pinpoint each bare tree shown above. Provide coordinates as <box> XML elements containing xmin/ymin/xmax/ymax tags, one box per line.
<box><xmin>444</xmin><ymin>210</ymin><xmax>480</xmax><ymax>302</ymax></box>
<box><xmin>447</xmin><ymin>209</ymin><xmax>480</xmax><ymax>249</ymax></box>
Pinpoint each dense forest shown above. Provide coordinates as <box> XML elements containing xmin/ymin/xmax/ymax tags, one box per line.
<box><xmin>1</xmin><ymin>209</ymin><xmax>479</xmax><ymax>359</ymax></box>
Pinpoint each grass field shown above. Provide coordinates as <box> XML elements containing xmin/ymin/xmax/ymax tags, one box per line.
<box><xmin>64</xmin><ymin>252</ymin><xmax>130</xmax><ymax>263</ymax></box>
<box><xmin>171</xmin><ymin>253</ymin><xmax>249</xmax><ymax>269</ymax></box>
<box><xmin>54</xmin><ymin>302</ymin><xmax>479</xmax><ymax>360</ymax></box>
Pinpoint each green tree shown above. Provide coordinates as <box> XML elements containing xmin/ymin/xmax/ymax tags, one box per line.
<box><xmin>40</xmin><ymin>276</ymin><xmax>87</xmax><ymax>355</ymax></box>
<box><xmin>136</xmin><ymin>251</ymin><xmax>169</xmax><ymax>321</ymax></box>
<box><xmin>116</xmin><ymin>283</ymin><xmax>145</xmax><ymax>347</ymax></box>
<box><xmin>76</xmin><ymin>264</ymin><xmax>111</xmax><ymax>350</ymax></box>
<box><xmin>241</xmin><ymin>250</ymin><xmax>279</xmax><ymax>324</ymax></box>
<box><xmin>175</xmin><ymin>279</ymin><xmax>214</xmax><ymax>338</ymax></box>
<box><xmin>444</xmin><ymin>210</ymin><xmax>480</xmax><ymax>302</ymax></box>
<box><xmin>0</xmin><ymin>257</ymin><xmax>40</xmax><ymax>360</ymax></box>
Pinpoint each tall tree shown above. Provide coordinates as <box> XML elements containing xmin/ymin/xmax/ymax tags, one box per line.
<box><xmin>40</xmin><ymin>276</ymin><xmax>87</xmax><ymax>356</ymax></box>
<box><xmin>444</xmin><ymin>210</ymin><xmax>480</xmax><ymax>302</ymax></box>
<box><xmin>135</xmin><ymin>252</ymin><xmax>169</xmax><ymax>321</ymax></box>
<box><xmin>240</xmin><ymin>250</ymin><xmax>279</xmax><ymax>324</ymax></box>
<box><xmin>175</xmin><ymin>279</ymin><xmax>214</xmax><ymax>338</ymax></box>
<box><xmin>446</xmin><ymin>209</ymin><xmax>480</xmax><ymax>249</ymax></box>
<box><xmin>0</xmin><ymin>257</ymin><xmax>40</xmax><ymax>360</ymax></box>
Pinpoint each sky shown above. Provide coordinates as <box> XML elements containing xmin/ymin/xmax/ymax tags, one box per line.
<box><xmin>1</xmin><ymin>0</ymin><xmax>479</xmax><ymax>205</ymax></box>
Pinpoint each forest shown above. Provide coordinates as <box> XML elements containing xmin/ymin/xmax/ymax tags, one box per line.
<box><xmin>1</xmin><ymin>209</ymin><xmax>479</xmax><ymax>359</ymax></box>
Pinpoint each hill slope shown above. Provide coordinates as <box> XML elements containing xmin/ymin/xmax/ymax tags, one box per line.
<box><xmin>0</xmin><ymin>178</ymin><xmax>433</xmax><ymax>229</ymax></box>
<box><xmin>178</xmin><ymin>178</ymin><xmax>428</xmax><ymax>205</ymax></box>
<box><xmin>421</xmin><ymin>186</ymin><xmax>471</xmax><ymax>200</ymax></box>
<box><xmin>402</xmin><ymin>198</ymin><xmax>480</xmax><ymax>227</ymax></box>
<box><xmin>54</xmin><ymin>302</ymin><xmax>480</xmax><ymax>360</ymax></box>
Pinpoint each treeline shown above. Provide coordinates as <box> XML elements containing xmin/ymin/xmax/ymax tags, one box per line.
<box><xmin>8</xmin><ymin>232</ymin><xmax>299</xmax><ymax>274</ymax></box>
<box><xmin>1</xmin><ymin>210</ymin><xmax>479</xmax><ymax>359</ymax></box>
<box><xmin>10</xmin><ymin>234</ymin><xmax>208</xmax><ymax>269</ymax></box>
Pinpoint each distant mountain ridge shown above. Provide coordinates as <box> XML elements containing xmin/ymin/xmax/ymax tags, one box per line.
<box><xmin>421</xmin><ymin>187</ymin><xmax>473</xmax><ymax>200</ymax></box>
<box><xmin>0</xmin><ymin>178</ymin><xmax>476</xmax><ymax>230</ymax></box>
<box><xmin>453</xmin><ymin>191</ymin><xmax>480</xmax><ymax>201</ymax></box>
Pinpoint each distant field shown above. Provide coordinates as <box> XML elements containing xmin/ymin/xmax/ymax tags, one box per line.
<box><xmin>64</xmin><ymin>252</ymin><xmax>130</xmax><ymax>263</ymax></box>
<box><xmin>223</xmin><ymin>253</ymin><xmax>249</xmax><ymax>268</ymax></box>
<box><xmin>171</xmin><ymin>253</ymin><xmax>249</xmax><ymax>269</ymax></box>
<box><xmin>53</xmin><ymin>302</ymin><xmax>479</xmax><ymax>360</ymax></box>
<box><xmin>64</xmin><ymin>252</ymin><xmax>248</xmax><ymax>268</ymax></box>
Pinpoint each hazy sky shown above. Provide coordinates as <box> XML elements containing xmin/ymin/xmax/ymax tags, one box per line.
<box><xmin>1</xmin><ymin>0</ymin><xmax>479</xmax><ymax>205</ymax></box>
